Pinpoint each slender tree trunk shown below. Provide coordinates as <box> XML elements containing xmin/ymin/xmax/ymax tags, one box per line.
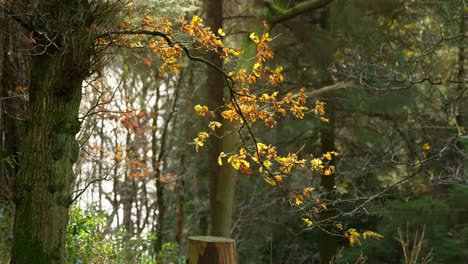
<box><xmin>152</xmin><ymin>83</ymin><xmax>165</xmax><ymax>252</ymax></box>
<box><xmin>98</xmin><ymin>118</ymin><xmax>105</xmax><ymax>212</ymax></box>
<box><xmin>122</xmin><ymin>130</ymin><xmax>134</xmax><ymax>237</ymax></box>
<box><xmin>319</xmin><ymin>96</ymin><xmax>337</xmax><ymax>264</ymax></box>
<box><xmin>175</xmin><ymin>152</ymin><xmax>185</xmax><ymax>244</ymax></box>
<box><xmin>455</xmin><ymin>8</ymin><xmax>465</xmax><ymax>165</ymax></box>
<box><xmin>113</xmin><ymin>129</ymin><xmax>120</xmax><ymax>228</ymax></box>
<box><xmin>204</xmin><ymin>0</ymin><xmax>238</xmax><ymax>238</ymax></box>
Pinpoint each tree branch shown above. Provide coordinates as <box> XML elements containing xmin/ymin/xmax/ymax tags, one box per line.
<box><xmin>307</xmin><ymin>81</ymin><xmax>355</xmax><ymax>98</ymax></box>
<box><xmin>267</xmin><ymin>0</ymin><xmax>334</xmax><ymax>25</ymax></box>
<box><xmin>98</xmin><ymin>30</ymin><xmax>229</xmax><ymax>80</ymax></box>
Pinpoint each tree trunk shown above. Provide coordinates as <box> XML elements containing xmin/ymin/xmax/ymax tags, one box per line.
<box><xmin>12</xmin><ymin>48</ymin><xmax>90</xmax><ymax>264</ymax></box>
<box><xmin>204</xmin><ymin>0</ymin><xmax>238</xmax><ymax>238</ymax></box>
<box><xmin>0</xmin><ymin>7</ymin><xmax>27</xmax><ymax>203</ymax></box>
<box><xmin>122</xmin><ymin>130</ymin><xmax>134</xmax><ymax>237</ymax></box>
<box><xmin>10</xmin><ymin>1</ymin><xmax>94</xmax><ymax>263</ymax></box>
<box><xmin>319</xmin><ymin>96</ymin><xmax>337</xmax><ymax>264</ymax></box>
<box><xmin>188</xmin><ymin>236</ymin><xmax>237</xmax><ymax>264</ymax></box>
<box><xmin>152</xmin><ymin>82</ymin><xmax>165</xmax><ymax>252</ymax></box>
<box><xmin>176</xmin><ymin>154</ymin><xmax>186</xmax><ymax>248</ymax></box>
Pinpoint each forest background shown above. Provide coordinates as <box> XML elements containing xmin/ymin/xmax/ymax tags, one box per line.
<box><xmin>0</xmin><ymin>0</ymin><xmax>467</xmax><ymax>263</ymax></box>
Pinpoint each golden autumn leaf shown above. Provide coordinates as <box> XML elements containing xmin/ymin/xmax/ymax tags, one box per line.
<box><xmin>208</xmin><ymin>121</ymin><xmax>222</xmax><ymax>131</ymax></box>
<box><xmin>249</xmin><ymin>32</ymin><xmax>260</xmax><ymax>44</ymax></box>
<box><xmin>302</xmin><ymin>218</ymin><xmax>313</xmax><ymax>227</ymax></box>
<box><xmin>193</xmin><ymin>132</ymin><xmax>209</xmax><ymax>152</ymax></box>
<box><xmin>422</xmin><ymin>142</ymin><xmax>431</xmax><ymax>151</ymax></box>
<box><xmin>310</xmin><ymin>158</ymin><xmax>322</xmax><ymax>169</ymax></box>
<box><xmin>194</xmin><ymin>104</ymin><xmax>209</xmax><ymax>116</ymax></box>
<box><xmin>263</xmin><ymin>177</ymin><xmax>277</xmax><ymax>186</ymax></box>
<box><xmin>217</xmin><ymin>152</ymin><xmax>226</xmax><ymax>166</ymax></box>
<box><xmin>303</xmin><ymin>187</ymin><xmax>315</xmax><ymax>198</ymax></box>
<box><xmin>295</xmin><ymin>196</ymin><xmax>303</xmax><ymax>206</ymax></box>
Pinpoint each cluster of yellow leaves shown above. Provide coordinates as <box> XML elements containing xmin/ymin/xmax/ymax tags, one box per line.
<box><xmin>108</xmin><ymin>12</ymin><xmax>379</xmax><ymax>249</ymax></box>
<box><xmin>112</xmin><ymin>13</ymin><xmax>337</xmax><ymax>193</ymax></box>
<box><xmin>214</xmin><ymin>140</ymin><xmax>338</xmax><ymax>197</ymax></box>
<box><xmin>218</xmin><ymin>148</ymin><xmax>252</xmax><ymax>175</ymax></box>
<box><xmin>208</xmin><ymin>121</ymin><xmax>222</xmax><ymax>131</ymax></box>
<box><xmin>147</xmin><ymin>38</ymin><xmax>183</xmax><ymax>75</ymax></box>
<box><xmin>345</xmin><ymin>229</ymin><xmax>384</xmax><ymax>247</ymax></box>
<box><xmin>250</xmin><ymin>32</ymin><xmax>274</xmax><ymax>63</ymax></box>
<box><xmin>193</xmin><ymin>132</ymin><xmax>209</xmax><ymax>152</ymax></box>
<box><xmin>111</xmin><ymin>13</ymin><xmax>235</xmax><ymax>76</ymax></box>
<box><xmin>194</xmin><ymin>104</ymin><xmax>209</xmax><ymax>116</ymax></box>
<box><xmin>218</xmin><ymin>87</ymin><xmax>309</xmax><ymax>128</ymax></box>
<box><xmin>314</xmin><ymin>100</ymin><xmax>329</xmax><ymax>123</ymax></box>
<box><xmin>182</xmin><ymin>16</ymin><xmax>223</xmax><ymax>52</ymax></box>
<box><xmin>310</xmin><ymin>151</ymin><xmax>339</xmax><ymax>176</ymax></box>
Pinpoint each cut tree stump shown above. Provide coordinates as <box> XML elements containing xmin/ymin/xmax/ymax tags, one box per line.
<box><xmin>188</xmin><ymin>236</ymin><xmax>237</xmax><ymax>264</ymax></box>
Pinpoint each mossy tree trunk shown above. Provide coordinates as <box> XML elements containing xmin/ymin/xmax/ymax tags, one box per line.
<box><xmin>10</xmin><ymin>1</ymin><xmax>95</xmax><ymax>263</ymax></box>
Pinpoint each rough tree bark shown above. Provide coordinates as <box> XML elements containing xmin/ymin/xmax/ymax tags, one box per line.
<box><xmin>9</xmin><ymin>1</ymin><xmax>96</xmax><ymax>263</ymax></box>
<box><xmin>0</xmin><ymin>6</ymin><xmax>27</xmax><ymax>203</ymax></box>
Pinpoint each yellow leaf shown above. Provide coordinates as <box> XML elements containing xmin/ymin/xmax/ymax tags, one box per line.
<box><xmin>302</xmin><ymin>218</ymin><xmax>313</xmax><ymax>227</ymax></box>
<box><xmin>275</xmin><ymin>66</ymin><xmax>283</xmax><ymax>74</ymax></box>
<box><xmin>422</xmin><ymin>142</ymin><xmax>431</xmax><ymax>151</ymax></box>
<box><xmin>194</xmin><ymin>104</ymin><xmax>209</xmax><ymax>116</ymax></box>
<box><xmin>259</xmin><ymin>160</ymin><xmax>272</xmax><ymax>172</ymax></box>
<box><xmin>311</xmin><ymin>158</ymin><xmax>322</xmax><ymax>168</ymax></box>
<box><xmin>257</xmin><ymin>142</ymin><xmax>268</xmax><ymax>151</ymax></box>
<box><xmin>303</xmin><ymin>187</ymin><xmax>315</xmax><ymax>198</ymax></box>
<box><xmin>208</xmin><ymin>121</ymin><xmax>222</xmax><ymax>131</ymax></box>
<box><xmin>263</xmin><ymin>177</ymin><xmax>277</xmax><ymax>186</ymax></box>
<box><xmin>362</xmin><ymin>230</ymin><xmax>383</xmax><ymax>240</ymax></box>
<box><xmin>249</xmin><ymin>32</ymin><xmax>260</xmax><ymax>44</ymax></box>
<box><xmin>191</xmin><ymin>15</ymin><xmax>203</xmax><ymax>26</ymax></box>
<box><xmin>323</xmin><ymin>166</ymin><xmax>335</xmax><ymax>176</ymax></box>
<box><xmin>229</xmin><ymin>48</ymin><xmax>241</xmax><ymax>56</ymax></box>
<box><xmin>274</xmin><ymin>175</ymin><xmax>283</xmax><ymax>184</ymax></box>
<box><xmin>253</xmin><ymin>63</ymin><xmax>262</xmax><ymax>77</ymax></box>
<box><xmin>217</xmin><ymin>152</ymin><xmax>226</xmax><ymax>166</ymax></box>
<box><xmin>295</xmin><ymin>196</ymin><xmax>303</xmax><ymax>205</ymax></box>
<box><xmin>193</xmin><ymin>132</ymin><xmax>209</xmax><ymax>152</ymax></box>
<box><xmin>217</xmin><ymin>28</ymin><xmax>226</xmax><ymax>36</ymax></box>
<box><xmin>126</xmin><ymin>2</ymin><xmax>134</xmax><ymax>7</ymax></box>
<box><xmin>320</xmin><ymin>117</ymin><xmax>329</xmax><ymax>123</ymax></box>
